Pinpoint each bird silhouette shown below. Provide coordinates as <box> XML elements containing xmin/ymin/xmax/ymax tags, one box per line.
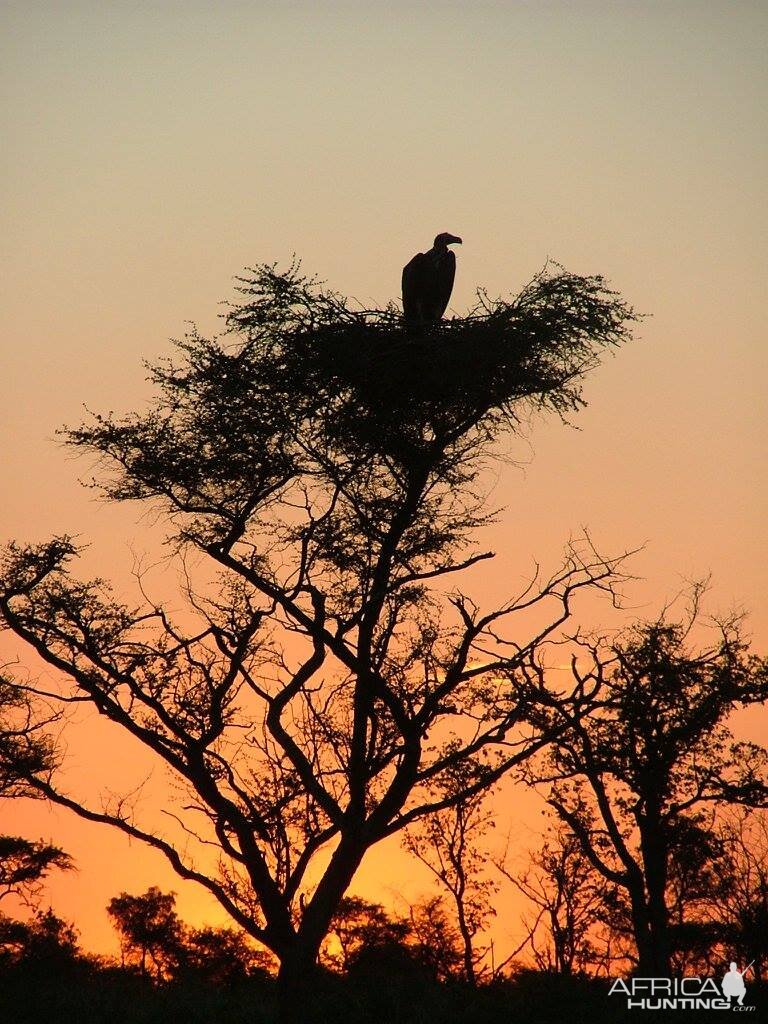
<box><xmin>401</xmin><ymin>232</ymin><xmax>462</xmax><ymax>324</ymax></box>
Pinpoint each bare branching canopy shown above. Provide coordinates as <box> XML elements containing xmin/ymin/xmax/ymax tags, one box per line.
<box><xmin>0</xmin><ymin>262</ymin><xmax>637</xmax><ymax>996</ymax></box>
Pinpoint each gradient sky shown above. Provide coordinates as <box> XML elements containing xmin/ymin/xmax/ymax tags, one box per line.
<box><xmin>1</xmin><ymin>1</ymin><xmax>766</xmax><ymax>958</ymax></box>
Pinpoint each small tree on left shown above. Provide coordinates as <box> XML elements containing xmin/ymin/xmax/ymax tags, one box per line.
<box><xmin>0</xmin><ymin>671</ymin><xmax>70</xmax><ymax>911</ymax></box>
<box><xmin>0</xmin><ymin>836</ymin><xmax>72</xmax><ymax>908</ymax></box>
<box><xmin>0</xmin><ymin>674</ymin><xmax>77</xmax><ymax>968</ymax></box>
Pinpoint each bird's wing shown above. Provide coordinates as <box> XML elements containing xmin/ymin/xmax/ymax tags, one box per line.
<box><xmin>401</xmin><ymin>252</ymin><xmax>428</xmax><ymax>321</ymax></box>
<box><xmin>433</xmin><ymin>250</ymin><xmax>456</xmax><ymax>319</ymax></box>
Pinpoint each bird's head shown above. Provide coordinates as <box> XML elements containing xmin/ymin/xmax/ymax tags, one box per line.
<box><xmin>433</xmin><ymin>232</ymin><xmax>462</xmax><ymax>248</ymax></box>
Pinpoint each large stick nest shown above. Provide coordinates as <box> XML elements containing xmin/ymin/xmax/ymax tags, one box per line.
<box><xmin>225</xmin><ymin>261</ymin><xmax>638</xmax><ymax>462</ymax></box>
<box><xmin>64</xmin><ymin>260</ymin><xmax>638</xmax><ymax>513</ymax></box>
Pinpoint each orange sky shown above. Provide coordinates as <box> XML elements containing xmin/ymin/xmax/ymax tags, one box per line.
<box><xmin>1</xmin><ymin>1</ymin><xmax>766</xmax><ymax>959</ymax></box>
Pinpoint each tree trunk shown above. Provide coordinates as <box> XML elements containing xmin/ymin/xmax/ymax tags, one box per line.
<box><xmin>273</xmin><ymin>831</ymin><xmax>370</xmax><ymax>1022</ymax></box>
<box><xmin>456</xmin><ymin>901</ymin><xmax>476</xmax><ymax>986</ymax></box>
<box><xmin>639</xmin><ymin>821</ymin><xmax>671</xmax><ymax>976</ymax></box>
<box><xmin>276</xmin><ymin>944</ymin><xmax>322</xmax><ymax>1024</ymax></box>
<box><xmin>645</xmin><ymin>906</ymin><xmax>670</xmax><ymax>975</ymax></box>
<box><xmin>628</xmin><ymin>883</ymin><xmax>656</xmax><ymax>977</ymax></box>
<box><xmin>630</xmin><ymin>891</ymin><xmax>670</xmax><ymax>976</ymax></box>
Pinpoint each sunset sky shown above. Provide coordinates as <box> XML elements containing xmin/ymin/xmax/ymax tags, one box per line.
<box><xmin>1</xmin><ymin>2</ymin><xmax>766</xmax><ymax>958</ymax></box>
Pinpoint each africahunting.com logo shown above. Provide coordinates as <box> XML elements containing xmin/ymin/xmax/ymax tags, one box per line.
<box><xmin>609</xmin><ymin>962</ymin><xmax>755</xmax><ymax>1012</ymax></box>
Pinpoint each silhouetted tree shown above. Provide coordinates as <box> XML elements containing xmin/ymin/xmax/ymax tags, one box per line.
<box><xmin>107</xmin><ymin>886</ymin><xmax>269</xmax><ymax>985</ymax></box>
<box><xmin>177</xmin><ymin>924</ymin><xmax>271</xmax><ymax>985</ymax></box>
<box><xmin>322</xmin><ymin>896</ymin><xmax>410</xmax><ymax>974</ymax></box>
<box><xmin>404</xmin><ymin>768</ymin><xmax>496</xmax><ymax>983</ymax></box>
<box><xmin>0</xmin><ymin>836</ymin><xmax>73</xmax><ymax>908</ymax></box>
<box><xmin>524</xmin><ymin>594</ymin><xmax>768</xmax><ymax>976</ymax></box>
<box><xmin>666</xmin><ymin>816</ymin><xmax>726</xmax><ymax>931</ymax></box>
<box><xmin>0</xmin><ymin>907</ymin><xmax>80</xmax><ymax>970</ymax></box>
<box><xmin>407</xmin><ymin>895</ymin><xmax>465</xmax><ymax>982</ymax></box>
<box><xmin>107</xmin><ymin>887</ymin><xmax>184</xmax><ymax>980</ymax></box>
<box><xmin>0</xmin><ymin>261</ymin><xmax>636</xmax><ymax>1021</ymax></box>
<box><xmin>583</xmin><ymin>812</ymin><xmax>731</xmax><ymax>975</ymax></box>
<box><xmin>0</xmin><ymin>686</ymin><xmax>75</xmax><ymax>973</ymax></box>
<box><xmin>709</xmin><ymin>809</ymin><xmax>768</xmax><ymax>982</ymax></box>
<box><xmin>499</xmin><ymin>823</ymin><xmax>607</xmax><ymax>975</ymax></box>
<box><xmin>654</xmin><ymin>813</ymin><xmax>728</xmax><ymax>973</ymax></box>
<box><xmin>323</xmin><ymin>894</ymin><xmax>467</xmax><ymax>982</ymax></box>
<box><xmin>0</xmin><ymin>671</ymin><xmax>58</xmax><ymax>799</ymax></box>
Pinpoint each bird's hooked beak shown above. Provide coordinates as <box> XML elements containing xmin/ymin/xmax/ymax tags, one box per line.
<box><xmin>432</xmin><ymin>231</ymin><xmax>463</xmax><ymax>250</ymax></box>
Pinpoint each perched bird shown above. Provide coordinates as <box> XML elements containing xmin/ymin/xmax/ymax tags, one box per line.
<box><xmin>401</xmin><ymin>232</ymin><xmax>462</xmax><ymax>324</ymax></box>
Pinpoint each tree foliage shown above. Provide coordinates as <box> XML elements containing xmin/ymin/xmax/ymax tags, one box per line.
<box><xmin>0</xmin><ymin>672</ymin><xmax>58</xmax><ymax>800</ymax></box>
<box><xmin>332</xmin><ymin>898</ymin><xmax>418</xmax><ymax>980</ymax></box>
<box><xmin>0</xmin><ymin>908</ymin><xmax>80</xmax><ymax>971</ymax></box>
<box><xmin>107</xmin><ymin>887</ymin><xmax>184</xmax><ymax>980</ymax></box>
<box><xmin>323</xmin><ymin>896</ymin><xmax>410</xmax><ymax>974</ymax></box>
<box><xmin>107</xmin><ymin>886</ymin><xmax>268</xmax><ymax>984</ymax></box>
<box><xmin>322</xmin><ymin>893</ymin><xmax>466</xmax><ymax>983</ymax></box>
<box><xmin>0</xmin><ymin>836</ymin><xmax>73</xmax><ymax>907</ymax></box>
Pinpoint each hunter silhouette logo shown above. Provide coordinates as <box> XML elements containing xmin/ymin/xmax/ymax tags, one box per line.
<box><xmin>609</xmin><ymin>960</ymin><xmax>757</xmax><ymax>1011</ymax></box>
<box><xmin>721</xmin><ymin>962</ymin><xmax>753</xmax><ymax>1008</ymax></box>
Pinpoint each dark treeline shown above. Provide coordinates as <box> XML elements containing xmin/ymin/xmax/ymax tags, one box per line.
<box><xmin>1</xmin><ymin>876</ymin><xmax>767</xmax><ymax>1024</ymax></box>
<box><xmin>2</xmin><ymin>709</ymin><xmax>768</xmax><ymax>1022</ymax></box>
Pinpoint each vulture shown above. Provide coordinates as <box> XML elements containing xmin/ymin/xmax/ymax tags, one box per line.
<box><xmin>401</xmin><ymin>232</ymin><xmax>462</xmax><ymax>324</ymax></box>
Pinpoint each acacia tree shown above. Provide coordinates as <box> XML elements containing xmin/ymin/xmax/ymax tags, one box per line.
<box><xmin>0</xmin><ymin>836</ymin><xmax>73</xmax><ymax>908</ymax></box>
<box><xmin>179</xmin><ymin>923</ymin><xmax>270</xmax><ymax>985</ymax></box>
<box><xmin>0</xmin><ymin>262</ymin><xmax>635</xmax><ymax>1020</ymax></box>
<box><xmin>524</xmin><ymin>597</ymin><xmax>768</xmax><ymax>977</ymax></box>
<box><xmin>0</xmin><ymin>673</ymin><xmax>71</xmax><ymax>935</ymax></box>
<box><xmin>407</xmin><ymin>896</ymin><xmax>466</xmax><ymax>982</ymax></box>
<box><xmin>0</xmin><ymin>908</ymin><xmax>80</xmax><ymax>971</ymax></box>
<box><xmin>0</xmin><ymin>671</ymin><xmax>58</xmax><ymax>800</ymax></box>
